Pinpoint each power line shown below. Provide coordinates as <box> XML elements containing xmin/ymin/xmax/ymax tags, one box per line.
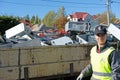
<box><xmin>0</xmin><ymin>0</ymin><xmax>106</xmax><ymax>6</ymax></box>
<box><xmin>40</xmin><ymin>0</ymin><xmax>106</xmax><ymax>5</ymax></box>
<box><xmin>0</xmin><ymin>0</ymin><xmax>46</xmax><ymax>6</ymax></box>
<box><xmin>0</xmin><ymin>0</ymin><xmax>106</xmax><ymax>9</ymax></box>
<box><xmin>111</xmin><ymin>1</ymin><xmax>120</xmax><ymax>3</ymax></box>
<box><xmin>0</xmin><ymin>0</ymin><xmax>62</xmax><ymax>8</ymax></box>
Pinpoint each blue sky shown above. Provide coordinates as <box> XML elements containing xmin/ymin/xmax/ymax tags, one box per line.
<box><xmin>0</xmin><ymin>0</ymin><xmax>120</xmax><ymax>19</ymax></box>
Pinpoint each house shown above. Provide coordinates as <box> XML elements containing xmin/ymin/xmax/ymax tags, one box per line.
<box><xmin>67</xmin><ymin>12</ymin><xmax>99</xmax><ymax>31</ymax></box>
<box><xmin>67</xmin><ymin>12</ymin><xmax>92</xmax><ymax>22</ymax></box>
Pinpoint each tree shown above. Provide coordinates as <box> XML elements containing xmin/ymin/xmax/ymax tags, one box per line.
<box><xmin>42</xmin><ymin>6</ymin><xmax>67</xmax><ymax>28</ymax></box>
<box><xmin>24</xmin><ymin>14</ymin><xmax>30</xmax><ymax>21</ymax></box>
<box><xmin>42</xmin><ymin>10</ymin><xmax>56</xmax><ymax>27</ymax></box>
<box><xmin>35</xmin><ymin>15</ymin><xmax>41</xmax><ymax>25</ymax></box>
<box><xmin>96</xmin><ymin>11</ymin><xmax>120</xmax><ymax>25</ymax></box>
<box><xmin>55</xmin><ymin>15</ymin><xmax>68</xmax><ymax>30</ymax></box>
<box><xmin>98</xmin><ymin>12</ymin><xmax>108</xmax><ymax>24</ymax></box>
<box><xmin>0</xmin><ymin>15</ymin><xmax>20</xmax><ymax>35</ymax></box>
<box><xmin>31</xmin><ymin>15</ymin><xmax>36</xmax><ymax>24</ymax></box>
<box><xmin>54</xmin><ymin>6</ymin><xmax>67</xmax><ymax>30</ymax></box>
<box><xmin>55</xmin><ymin>6</ymin><xmax>66</xmax><ymax>19</ymax></box>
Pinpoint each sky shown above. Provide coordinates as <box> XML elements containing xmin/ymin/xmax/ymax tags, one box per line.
<box><xmin>0</xmin><ymin>0</ymin><xmax>120</xmax><ymax>19</ymax></box>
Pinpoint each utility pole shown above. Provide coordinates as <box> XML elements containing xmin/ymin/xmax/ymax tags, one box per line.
<box><xmin>106</xmin><ymin>0</ymin><xmax>110</xmax><ymax>25</ymax></box>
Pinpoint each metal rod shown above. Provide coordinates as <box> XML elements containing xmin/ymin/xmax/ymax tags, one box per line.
<box><xmin>70</xmin><ymin>63</ymin><xmax>73</xmax><ymax>75</ymax></box>
<box><xmin>18</xmin><ymin>48</ymin><xmax>21</xmax><ymax>80</ymax></box>
<box><xmin>24</xmin><ymin>67</ymin><xmax>29</xmax><ymax>80</ymax></box>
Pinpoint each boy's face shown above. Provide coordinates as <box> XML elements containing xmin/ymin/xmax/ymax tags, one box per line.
<box><xmin>95</xmin><ymin>33</ymin><xmax>107</xmax><ymax>45</ymax></box>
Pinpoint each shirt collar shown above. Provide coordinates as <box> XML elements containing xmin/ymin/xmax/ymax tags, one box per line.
<box><xmin>96</xmin><ymin>42</ymin><xmax>109</xmax><ymax>53</ymax></box>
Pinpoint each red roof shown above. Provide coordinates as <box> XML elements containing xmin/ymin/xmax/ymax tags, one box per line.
<box><xmin>92</xmin><ymin>15</ymin><xmax>99</xmax><ymax>20</ymax></box>
<box><xmin>70</xmin><ymin>12</ymin><xmax>88</xmax><ymax>19</ymax></box>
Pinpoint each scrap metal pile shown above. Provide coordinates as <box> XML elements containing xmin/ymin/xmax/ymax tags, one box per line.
<box><xmin>1</xmin><ymin>22</ymin><xmax>118</xmax><ymax>48</ymax></box>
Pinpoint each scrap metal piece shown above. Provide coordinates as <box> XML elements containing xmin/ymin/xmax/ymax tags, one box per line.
<box><xmin>51</xmin><ymin>36</ymin><xmax>73</xmax><ymax>45</ymax></box>
<box><xmin>5</xmin><ymin>23</ymin><xmax>34</xmax><ymax>39</ymax></box>
<box><xmin>108</xmin><ymin>23</ymin><xmax>120</xmax><ymax>40</ymax></box>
